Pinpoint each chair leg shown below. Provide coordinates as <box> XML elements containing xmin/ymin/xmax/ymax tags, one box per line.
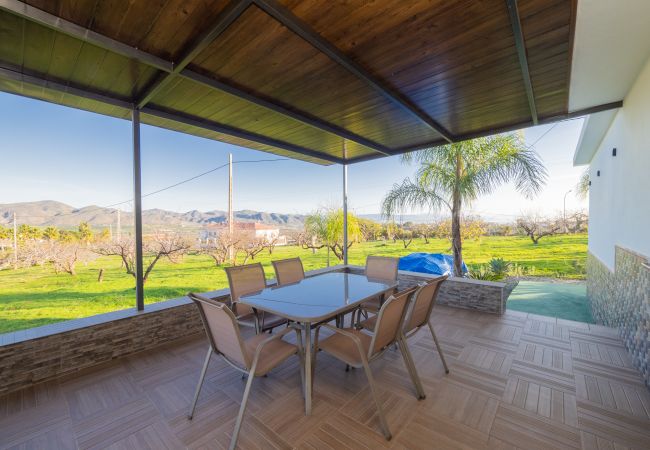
<box><xmin>188</xmin><ymin>347</ymin><xmax>212</xmax><ymax>419</ymax></box>
<box><xmin>397</xmin><ymin>338</ymin><xmax>425</xmax><ymax>400</ymax></box>
<box><xmin>229</xmin><ymin>370</ymin><xmax>256</xmax><ymax>450</ymax></box>
<box><xmin>360</xmin><ymin>358</ymin><xmax>392</xmax><ymax>440</ymax></box>
<box><xmin>428</xmin><ymin>322</ymin><xmax>449</xmax><ymax>374</ymax></box>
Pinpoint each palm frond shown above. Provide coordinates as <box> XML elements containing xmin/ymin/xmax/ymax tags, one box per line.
<box><xmin>464</xmin><ymin>134</ymin><xmax>547</xmax><ymax>199</ymax></box>
<box><xmin>381</xmin><ymin>178</ymin><xmax>450</xmax><ymax>220</ymax></box>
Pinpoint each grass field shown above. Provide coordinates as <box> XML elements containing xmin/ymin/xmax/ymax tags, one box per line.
<box><xmin>0</xmin><ymin>233</ymin><xmax>587</xmax><ymax>333</ymax></box>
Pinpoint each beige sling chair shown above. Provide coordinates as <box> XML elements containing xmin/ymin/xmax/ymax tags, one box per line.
<box><xmin>353</xmin><ymin>255</ymin><xmax>399</xmax><ymax>325</ymax></box>
<box><xmin>360</xmin><ymin>275</ymin><xmax>450</xmax><ymax>374</ymax></box>
<box><xmin>225</xmin><ymin>263</ymin><xmax>287</xmax><ymax>334</ymax></box>
<box><xmin>312</xmin><ymin>287</ymin><xmax>423</xmax><ymax>440</ymax></box>
<box><xmin>272</xmin><ymin>257</ymin><xmax>305</xmax><ymax>286</ymax></box>
<box><xmin>188</xmin><ymin>293</ymin><xmax>304</xmax><ymax>450</ymax></box>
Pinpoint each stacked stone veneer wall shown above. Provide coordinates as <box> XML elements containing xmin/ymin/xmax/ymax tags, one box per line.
<box><xmin>0</xmin><ymin>297</ymin><xmax>207</xmax><ymax>396</ymax></box>
<box><xmin>347</xmin><ymin>266</ymin><xmax>515</xmax><ymax>314</ymax></box>
<box><xmin>587</xmin><ymin>247</ymin><xmax>650</xmax><ymax>387</ymax></box>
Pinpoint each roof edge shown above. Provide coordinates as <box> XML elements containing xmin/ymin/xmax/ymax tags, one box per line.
<box><xmin>573</xmin><ymin>108</ymin><xmax>620</xmax><ymax>166</ymax></box>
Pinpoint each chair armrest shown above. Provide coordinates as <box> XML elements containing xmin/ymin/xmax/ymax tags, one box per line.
<box><xmin>316</xmin><ymin>323</ymin><xmax>368</xmax><ymax>358</ymax></box>
<box><xmin>252</xmin><ymin>326</ymin><xmax>294</xmax><ymax>358</ymax></box>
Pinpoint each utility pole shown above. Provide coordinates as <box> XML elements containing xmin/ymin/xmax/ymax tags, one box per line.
<box><xmin>342</xmin><ymin>141</ymin><xmax>348</xmax><ymax>266</ymax></box>
<box><xmin>228</xmin><ymin>153</ymin><xmax>234</xmax><ymax>264</ymax></box>
<box><xmin>12</xmin><ymin>212</ymin><xmax>17</xmax><ymax>268</ymax></box>
<box><xmin>563</xmin><ymin>189</ymin><xmax>572</xmax><ymax>233</ymax></box>
<box><xmin>116</xmin><ymin>209</ymin><xmax>121</xmax><ymax>241</ymax></box>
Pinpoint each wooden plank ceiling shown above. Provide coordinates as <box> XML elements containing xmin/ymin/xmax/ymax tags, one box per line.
<box><xmin>0</xmin><ymin>0</ymin><xmax>577</xmax><ymax>165</ymax></box>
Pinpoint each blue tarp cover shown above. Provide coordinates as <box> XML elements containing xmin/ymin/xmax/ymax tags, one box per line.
<box><xmin>398</xmin><ymin>253</ymin><xmax>467</xmax><ymax>276</ymax></box>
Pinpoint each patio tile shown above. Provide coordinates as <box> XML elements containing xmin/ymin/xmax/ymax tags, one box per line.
<box><xmin>394</xmin><ymin>407</ymin><xmax>490</xmax><ymax>449</ymax></box>
<box><xmin>490</xmin><ymin>403</ymin><xmax>582</xmax><ymax>450</ymax></box>
<box><xmin>1</xmin><ymin>305</ymin><xmax>648</xmax><ymax>449</ymax></box>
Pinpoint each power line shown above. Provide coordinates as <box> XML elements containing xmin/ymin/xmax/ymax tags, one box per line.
<box><xmin>2</xmin><ymin>158</ymin><xmax>289</xmax><ymax>221</ymax></box>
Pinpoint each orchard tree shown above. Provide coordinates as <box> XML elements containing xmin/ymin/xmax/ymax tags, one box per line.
<box><xmin>78</xmin><ymin>222</ymin><xmax>93</xmax><ymax>244</ymax></box>
<box><xmin>302</xmin><ymin>208</ymin><xmax>362</xmax><ymax>261</ymax></box>
<box><xmin>18</xmin><ymin>224</ymin><xmax>41</xmax><ymax>241</ymax></box>
<box><xmin>43</xmin><ymin>226</ymin><xmax>60</xmax><ymax>241</ymax></box>
<box><xmin>95</xmin><ymin>233</ymin><xmax>191</xmax><ymax>283</ymax></box>
<box><xmin>517</xmin><ymin>214</ymin><xmax>561</xmax><ymax>244</ymax></box>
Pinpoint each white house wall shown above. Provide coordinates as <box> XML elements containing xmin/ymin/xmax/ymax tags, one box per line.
<box><xmin>588</xmin><ymin>56</ymin><xmax>650</xmax><ymax>269</ymax></box>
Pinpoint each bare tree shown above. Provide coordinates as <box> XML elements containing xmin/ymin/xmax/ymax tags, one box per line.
<box><xmin>266</xmin><ymin>235</ymin><xmax>280</xmax><ymax>255</ymax></box>
<box><xmin>412</xmin><ymin>223</ymin><xmax>433</xmax><ymax>244</ymax></box>
<box><xmin>240</xmin><ymin>236</ymin><xmax>268</xmax><ymax>265</ymax></box>
<box><xmin>200</xmin><ymin>231</ymin><xmax>243</xmax><ymax>266</ymax></box>
<box><xmin>567</xmin><ymin>210</ymin><xmax>588</xmax><ymax>233</ymax></box>
<box><xmin>95</xmin><ymin>233</ymin><xmax>191</xmax><ymax>283</ymax></box>
<box><xmin>297</xmin><ymin>231</ymin><xmax>325</xmax><ymax>253</ymax></box>
<box><xmin>395</xmin><ymin>227</ymin><xmax>414</xmax><ymax>248</ymax></box>
<box><xmin>50</xmin><ymin>242</ymin><xmax>94</xmax><ymax>276</ymax></box>
<box><xmin>517</xmin><ymin>214</ymin><xmax>561</xmax><ymax>244</ymax></box>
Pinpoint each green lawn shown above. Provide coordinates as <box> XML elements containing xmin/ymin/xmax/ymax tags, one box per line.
<box><xmin>0</xmin><ymin>234</ymin><xmax>587</xmax><ymax>333</ymax></box>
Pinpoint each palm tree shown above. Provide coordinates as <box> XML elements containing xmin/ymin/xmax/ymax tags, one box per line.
<box><xmin>382</xmin><ymin>134</ymin><xmax>547</xmax><ymax>276</ymax></box>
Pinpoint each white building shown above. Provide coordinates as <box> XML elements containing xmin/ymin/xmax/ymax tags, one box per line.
<box><xmin>200</xmin><ymin>222</ymin><xmax>282</xmax><ymax>243</ymax></box>
<box><xmin>571</xmin><ymin>0</ymin><xmax>650</xmax><ymax>385</ymax></box>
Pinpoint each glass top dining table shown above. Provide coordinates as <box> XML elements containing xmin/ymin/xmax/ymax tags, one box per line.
<box><xmin>239</xmin><ymin>271</ymin><xmax>397</xmax><ymax>416</ymax></box>
<box><xmin>239</xmin><ymin>271</ymin><xmax>397</xmax><ymax>323</ymax></box>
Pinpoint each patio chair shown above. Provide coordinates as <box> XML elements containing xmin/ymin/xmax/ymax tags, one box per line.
<box><xmin>360</xmin><ymin>275</ymin><xmax>450</xmax><ymax>374</ymax></box>
<box><xmin>272</xmin><ymin>257</ymin><xmax>305</xmax><ymax>286</ymax></box>
<box><xmin>355</xmin><ymin>255</ymin><xmax>399</xmax><ymax>325</ymax></box>
<box><xmin>188</xmin><ymin>293</ymin><xmax>304</xmax><ymax>450</ymax></box>
<box><xmin>225</xmin><ymin>263</ymin><xmax>287</xmax><ymax>334</ymax></box>
<box><xmin>313</xmin><ymin>287</ymin><xmax>423</xmax><ymax>440</ymax></box>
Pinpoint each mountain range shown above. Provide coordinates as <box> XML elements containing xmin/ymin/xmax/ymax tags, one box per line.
<box><xmin>0</xmin><ymin>201</ymin><xmax>307</xmax><ymax>230</ymax></box>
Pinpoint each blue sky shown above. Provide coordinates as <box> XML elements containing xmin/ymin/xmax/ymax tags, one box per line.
<box><xmin>0</xmin><ymin>91</ymin><xmax>587</xmax><ymax>221</ymax></box>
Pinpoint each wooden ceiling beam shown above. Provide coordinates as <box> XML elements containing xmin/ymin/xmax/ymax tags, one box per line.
<box><xmin>373</xmin><ymin>100</ymin><xmax>624</xmax><ymax>163</ymax></box>
<box><xmin>253</xmin><ymin>0</ymin><xmax>455</xmax><ymax>143</ymax></box>
<box><xmin>506</xmin><ymin>0</ymin><xmax>538</xmax><ymax>125</ymax></box>
<box><xmin>0</xmin><ymin>64</ymin><xmax>134</xmax><ymax>110</ymax></box>
<box><xmin>0</xmin><ymin>0</ymin><xmax>389</xmax><ymax>158</ymax></box>
<box><xmin>0</xmin><ymin>64</ymin><xmax>342</xmax><ymax>165</ymax></box>
<box><xmin>182</xmin><ymin>70</ymin><xmax>393</xmax><ymax>155</ymax></box>
<box><xmin>0</xmin><ymin>0</ymin><xmax>173</xmax><ymax>72</ymax></box>
<box><xmin>136</xmin><ymin>0</ymin><xmax>252</xmax><ymax>109</ymax></box>
<box><xmin>141</xmin><ymin>106</ymin><xmax>345</xmax><ymax>165</ymax></box>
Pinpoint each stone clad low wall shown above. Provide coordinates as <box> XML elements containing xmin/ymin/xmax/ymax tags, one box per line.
<box><xmin>346</xmin><ymin>265</ymin><xmax>515</xmax><ymax>315</ymax></box>
<box><xmin>587</xmin><ymin>247</ymin><xmax>650</xmax><ymax>387</ymax></box>
<box><xmin>0</xmin><ymin>297</ymin><xmax>206</xmax><ymax>396</ymax></box>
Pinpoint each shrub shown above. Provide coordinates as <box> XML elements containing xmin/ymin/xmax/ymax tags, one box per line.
<box><xmin>470</xmin><ymin>265</ymin><xmax>500</xmax><ymax>281</ymax></box>
<box><xmin>489</xmin><ymin>258</ymin><xmax>512</xmax><ymax>278</ymax></box>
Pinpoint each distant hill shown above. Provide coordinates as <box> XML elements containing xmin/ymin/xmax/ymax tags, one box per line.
<box><xmin>0</xmin><ymin>201</ymin><xmax>306</xmax><ymax>229</ymax></box>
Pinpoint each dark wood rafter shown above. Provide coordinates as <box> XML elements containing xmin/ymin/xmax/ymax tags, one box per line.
<box><xmin>182</xmin><ymin>70</ymin><xmax>393</xmax><ymax>155</ymax></box>
<box><xmin>252</xmin><ymin>0</ymin><xmax>455</xmax><ymax>143</ymax></box>
<box><xmin>0</xmin><ymin>0</ymin><xmax>585</xmax><ymax>164</ymax></box>
<box><xmin>142</xmin><ymin>106</ymin><xmax>344</xmax><ymax>164</ymax></box>
<box><xmin>0</xmin><ymin>64</ymin><xmax>133</xmax><ymax>109</ymax></box>
<box><xmin>136</xmin><ymin>0</ymin><xmax>252</xmax><ymax>109</ymax></box>
<box><xmin>0</xmin><ymin>0</ymin><xmax>172</xmax><ymax>72</ymax></box>
<box><xmin>0</xmin><ymin>0</ymin><xmax>389</xmax><ymax>158</ymax></box>
<box><xmin>351</xmin><ymin>100</ymin><xmax>625</xmax><ymax>165</ymax></box>
<box><xmin>0</xmin><ymin>64</ymin><xmax>341</xmax><ymax>164</ymax></box>
<box><xmin>506</xmin><ymin>0</ymin><xmax>538</xmax><ymax>125</ymax></box>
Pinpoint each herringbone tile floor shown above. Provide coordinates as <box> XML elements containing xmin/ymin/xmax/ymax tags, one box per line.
<box><xmin>1</xmin><ymin>306</ymin><xmax>649</xmax><ymax>449</ymax></box>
